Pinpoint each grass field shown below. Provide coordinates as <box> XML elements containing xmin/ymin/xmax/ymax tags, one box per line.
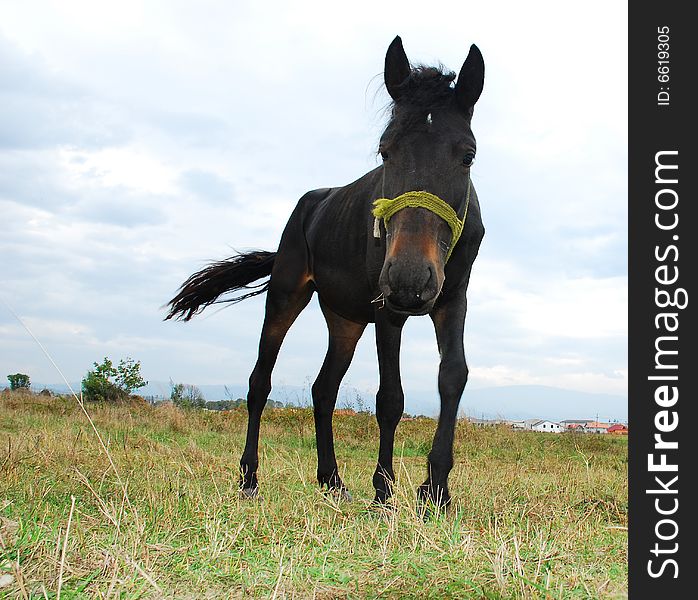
<box><xmin>0</xmin><ymin>391</ymin><xmax>627</xmax><ymax>598</ymax></box>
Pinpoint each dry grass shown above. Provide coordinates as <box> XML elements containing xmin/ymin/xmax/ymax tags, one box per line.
<box><xmin>0</xmin><ymin>390</ymin><xmax>627</xmax><ymax>598</ymax></box>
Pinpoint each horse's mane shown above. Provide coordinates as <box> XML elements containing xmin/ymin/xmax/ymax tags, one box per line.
<box><xmin>382</xmin><ymin>65</ymin><xmax>458</xmax><ymax>142</ymax></box>
<box><xmin>391</xmin><ymin>65</ymin><xmax>457</xmax><ymax>113</ymax></box>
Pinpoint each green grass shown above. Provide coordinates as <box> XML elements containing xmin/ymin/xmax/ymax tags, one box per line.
<box><xmin>0</xmin><ymin>391</ymin><xmax>627</xmax><ymax>598</ymax></box>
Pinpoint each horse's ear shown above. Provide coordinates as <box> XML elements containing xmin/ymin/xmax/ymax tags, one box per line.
<box><xmin>455</xmin><ymin>44</ymin><xmax>485</xmax><ymax>112</ymax></box>
<box><xmin>384</xmin><ymin>36</ymin><xmax>411</xmax><ymax>101</ymax></box>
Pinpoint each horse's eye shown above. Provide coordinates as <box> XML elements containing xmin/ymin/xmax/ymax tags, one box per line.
<box><xmin>380</xmin><ymin>150</ymin><xmax>389</xmax><ymax>161</ymax></box>
<box><xmin>463</xmin><ymin>152</ymin><xmax>475</xmax><ymax>167</ymax></box>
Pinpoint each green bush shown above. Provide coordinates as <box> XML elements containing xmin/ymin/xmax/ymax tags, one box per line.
<box><xmin>7</xmin><ymin>373</ymin><xmax>31</xmax><ymax>390</ymax></box>
<box><xmin>81</xmin><ymin>357</ymin><xmax>147</xmax><ymax>402</ymax></box>
<box><xmin>170</xmin><ymin>382</ymin><xmax>206</xmax><ymax>409</ymax></box>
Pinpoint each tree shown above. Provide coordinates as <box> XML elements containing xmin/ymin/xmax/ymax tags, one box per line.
<box><xmin>170</xmin><ymin>382</ymin><xmax>206</xmax><ymax>409</ymax></box>
<box><xmin>113</xmin><ymin>357</ymin><xmax>148</xmax><ymax>394</ymax></box>
<box><xmin>207</xmin><ymin>398</ymin><xmax>246</xmax><ymax>411</ymax></box>
<box><xmin>81</xmin><ymin>357</ymin><xmax>147</xmax><ymax>402</ymax></box>
<box><xmin>7</xmin><ymin>373</ymin><xmax>31</xmax><ymax>390</ymax></box>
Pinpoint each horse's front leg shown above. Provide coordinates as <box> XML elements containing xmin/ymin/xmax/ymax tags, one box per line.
<box><xmin>419</xmin><ymin>293</ymin><xmax>468</xmax><ymax>509</ymax></box>
<box><xmin>372</xmin><ymin>309</ymin><xmax>407</xmax><ymax>504</ymax></box>
<box><xmin>312</xmin><ymin>303</ymin><xmax>366</xmax><ymax>497</ymax></box>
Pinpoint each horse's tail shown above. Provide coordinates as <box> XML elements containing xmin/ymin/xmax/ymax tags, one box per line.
<box><xmin>165</xmin><ymin>250</ymin><xmax>276</xmax><ymax>321</ymax></box>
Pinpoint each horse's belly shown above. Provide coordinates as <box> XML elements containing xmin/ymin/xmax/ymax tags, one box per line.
<box><xmin>312</xmin><ymin>267</ymin><xmax>375</xmax><ymax>324</ymax></box>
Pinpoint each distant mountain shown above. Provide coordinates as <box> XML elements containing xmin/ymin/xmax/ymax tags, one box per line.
<box><xmin>31</xmin><ymin>381</ymin><xmax>626</xmax><ymax>423</ymax></box>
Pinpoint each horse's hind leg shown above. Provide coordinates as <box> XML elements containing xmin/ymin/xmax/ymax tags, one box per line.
<box><xmin>312</xmin><ymin>303</ymin><xmax>366</xmax><ymax>497</ymax></box>
<box><xmin>239</xmin><ymin>256</ymin><xmax>313</xmax><ymax>495</ymax></box>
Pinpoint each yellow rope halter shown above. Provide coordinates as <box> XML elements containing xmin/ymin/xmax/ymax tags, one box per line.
<box><xmin>372</xmin><ymin>181</ymin><xmax>470</xmax><ymax>262</ymax></box>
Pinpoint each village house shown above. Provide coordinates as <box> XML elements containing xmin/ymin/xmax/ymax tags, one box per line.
<box><xmin>465</xmin><ymin>417</ymin><xmax>626</xmax><ymax>435</ymax></box>
<box><xmin>467</xmin><ymin>417</ymin><xmax>510</xmax><ymax>427</ymax></box>
<box><xmin>585</xmin><ymin>421</ymin><xmax>614</xmax><ymax>434</ymax></box>
<box><xmin>559</xmin><ymin>419</ymin><xmax>594</xmax><ymax>431</ymax></box>
<box><xmin>530</xmin><ymin>420</ymin><xmax>563</xmax><ymax>433</ymax></box>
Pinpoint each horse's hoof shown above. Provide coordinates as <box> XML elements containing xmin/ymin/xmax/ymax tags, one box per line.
<box><xmin>370</xmin><ymin>498</ymin><xmax>396</xmax><ymax>516</ymax></box>
<box><xmin>239</xmin><ymin>486</ymin><xmax>260</xmax><ymax>500</ymax></box>
<box><xmin>372</xmin><ymin>490</ymin><xmax>394</xmax><ymax>506</ymax></box>
<box><xmin>339</xmin><ymin>488</ymin><xmax>353</xmax><ymax>502</ymax></box>
<box><xmin>324</xmin><ymin>486</ymin><xmax>353</xmax><ymax>502</ymax></box>
<box><xmin>417</xmin><ymin>484</ymin><xmax>450</xmax><ymax>518</ymax></box>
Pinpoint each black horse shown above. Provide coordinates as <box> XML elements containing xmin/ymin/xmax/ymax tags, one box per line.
<box><xmin>166</xmin><ymin>36</ymin><xmax>485</xmax><ymax>509</ymax></box>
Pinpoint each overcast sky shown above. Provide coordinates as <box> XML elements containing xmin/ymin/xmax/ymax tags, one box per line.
<box><xmin>0</xmin><ymin>1</ymin><xmax>627</xmax><ymax>412</ymax></box>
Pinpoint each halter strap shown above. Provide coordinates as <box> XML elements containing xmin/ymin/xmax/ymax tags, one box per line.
<box><xmin>372</xmin><ymin>178</ymin><xmax>471</xmax><ymax>262</ymax></box>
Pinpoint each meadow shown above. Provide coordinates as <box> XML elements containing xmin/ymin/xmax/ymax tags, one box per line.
<box><xmin>0</xmin><ymin>391</ymin><xmax>627</xmax><ymax>598</ymax></box>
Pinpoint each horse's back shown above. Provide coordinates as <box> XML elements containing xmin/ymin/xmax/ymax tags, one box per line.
<box><xmin>275</xmin><ymin>173</ymin><xmax>382</xmax><ymax>323</ymax></box>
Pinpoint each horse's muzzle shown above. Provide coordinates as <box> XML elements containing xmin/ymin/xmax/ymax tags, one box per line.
<box><xmin>385</xmin><ymin>296</ymin><xmax>433</xmax><ymax>316</ymax></box>
<box><xmin>379</xmin><ymin>261</ymin><xmax>440</xmax><ymax>315</ymax></box>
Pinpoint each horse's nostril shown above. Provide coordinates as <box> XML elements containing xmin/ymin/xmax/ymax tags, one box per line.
<box><xmin>382</xmin><ymin>261</ymin><xmax>438</xmax><ymax>308</ymax></box>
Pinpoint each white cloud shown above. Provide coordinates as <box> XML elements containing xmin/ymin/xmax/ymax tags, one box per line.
<box><xmin>18</xmin><ymin>317</ymin><xmax>95</xmax><ymax>341</ymax></box>
<box><xmin>470</xmin><ymin>259</ymin><xmax>627</xmax><ymax>339</ymax></box>
<box><xmin>60</xmin><ymin>147</ymin><xmax>179</xmax><ymax>195</ymax></box>
<box><xmin>468</xmin><ymin>364</ymin><xmax>627</xmax><ymax>396</ymax></box>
